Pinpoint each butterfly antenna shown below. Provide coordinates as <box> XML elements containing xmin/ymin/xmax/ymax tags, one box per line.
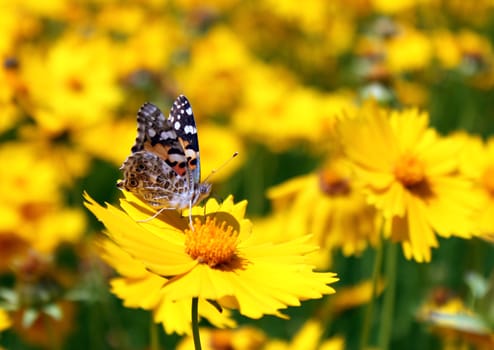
<box><xmin>203</xmin><ymin>152</ymin><xmax>239</xmax><ymax>182</ymax></box>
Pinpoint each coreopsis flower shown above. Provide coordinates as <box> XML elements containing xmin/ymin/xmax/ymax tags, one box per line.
<box><xmin>385</xmin><ymin>26</ymin><xmax>432</xmax><ymax>73</ymax></box>
<box><xmin>0</xmin><ymin>309</ymin><xmax>11</xmax><ymax>332</ymax></box>
<box><xmin>337</xmin><ymin>104</ymin><xmax>481</xmax><ymax>262</ymax></box>
<box><xmin>0</xmin><ymin>142</ymin><xmax>86</xmax><ymax>271</ymax></box>
<box><xmin>262</xmin><ymin>320</ymin><xmax>344</xmax><ymax>350</ymax></box>
<box><xmin>84</xmin><ymin>192</ymin><xmax>338</xmax><ymax>320</ymax></box>
<box><xmin>175</xmin><ymin>26</ymin><xmax>252</xmax><ymax>118</ymax></box>
<box><xmin>98</xmin><ymin>238</ymin><xmax>236</xmax><ymax>335</ymax></box>
<box><xmin>457</xmin><ymin>134</ymin><xmax>494</xmax><ymax>236</ymax></box>
<box><xmin>267</xmin><ymin>157</ymin><xmax>380</xmax><ymax>264</ymax></box>
<box><xmin>233</xmin><ymin>63</ymin><xmax>355</xmax><ymax>152</ymax></box>
<box><xmin>176</xmin><ymin>326</ymin><xmax>266</xmax><ymax>350</ymax></box>
<box><xmin>177</xmin><ymin>320</ymin><xmax>344</xmax><ymax>350</ymax></box>
<box><xmin>329</xmin><ymin>279</ymin><xmax>385</xmax><ymax>315</ymax></box>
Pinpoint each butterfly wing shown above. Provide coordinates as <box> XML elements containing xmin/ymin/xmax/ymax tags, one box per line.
<box><xmin>118</xmin><ymin>151</ymin><xmax>190</xmax><ymax>209</ymax></box>
<box><xmin>132</xmin><ymin>102</ymin><xmax>189</xmax><ymax>178</ymax></box>
<box><xmin>167</xmin><ymin>95</ymin><xmax>201</xmax><ymax>185</ymax></box>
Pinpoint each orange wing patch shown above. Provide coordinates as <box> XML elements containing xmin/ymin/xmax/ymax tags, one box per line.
<box><xmin>144</xmin><ymin>142</ymin><xmax>187</xmax><ymax>176</ymax></box>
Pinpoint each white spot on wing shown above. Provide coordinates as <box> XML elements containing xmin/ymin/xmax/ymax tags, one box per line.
<box><xmin>186</xmin><ymin>107</ymin><xmax>192</xmax><ymax>115</ymax></box>
<box><xmin>174</xmin><ymin>121</ymin><xmax>181</xmax><ymax>130</ymax></box>
<box><xmin>148</xmin><ymin>128</ymin><xmax>156</xmax><ymax>137</ymax></box>
<box><xmin>160</xmin><ymin>130</ymin><xmax>175</xmax><ymax>140</ymax></box>
<box><xmin>184</xmin><ymin>125</ymin><xmax>197</xmax><ymax>134</ymax></box>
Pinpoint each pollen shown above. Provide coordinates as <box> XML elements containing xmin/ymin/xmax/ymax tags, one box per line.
<box><xmin>394</xmin><ymin>153</ymin><xmax>425</xmax><ymax>187</ymax></box>
<box><xmin>184</xmin><ymin>216</ymin><xmax>238</xmax><ymax>267</ymax></box>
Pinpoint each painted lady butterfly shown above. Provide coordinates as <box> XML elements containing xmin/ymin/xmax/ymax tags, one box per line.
<box><xmin>117</xmin><ymin>95</ymin><xmax>212</xmax><ymax>218</ymax></box>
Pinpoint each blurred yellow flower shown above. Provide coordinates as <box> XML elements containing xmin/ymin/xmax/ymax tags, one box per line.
<box><xmin>262</xmin><ymin>0</ymin><xmax>328</xmax><ymax>33</ymax></box>
<box><xmin>329</xmin><ymin>279</ymin><xmax>385</xmax><ymax>314</ymax></box>
<box><xmin>370</xmin><ymin>0</ymin><xmax>419</xmax><ymax>14</ymax></box>
<box><xmin>457</xmin><ymin>134</ymin><xmax>494</xmax><ymax>236</ymax></box>
<box><xmin>177</xmin><ymin>326</ymin><xmax>266</xmax><ymax>350</ymax></box>
<box><xmin>98</xmin><ymin>238</ymin><xmax>236</xmax><ymax>334</ymax></box>
<box><xmin>85</xmin><ymin>192</ymin><xmax>338</xmax><ymax>319</ymax></box>
<box><xmin>176</xmin><ymin>26</ymin><xmax>251</xmax><ymax>117</ymax></box>
<box><xmin>196</xmin><ymin>124</ymin><xmax>245</xmax><ymax>182</ymax></box>
<box><xmin>234</xmin><ymin>64</ymin><xmax>355</xmax><ymax>151</ymax></box>
<box><xmin>114</xmin><ymin>17</ymin><xmax>184</xmax><ymax>76</ymax></box>
<box><xmin>263</xmin><ymin>320</ymin><xmax>344</xmax><ymax>350</ymax></box>
<box><xmin>177</xmin><ymin>320</ymin><xmax>344</xmax><ymax>350</ymax></box>
<box><xmin>175</xmin><ymin>0</ymin><xmax>241</xmax><ymax>13</ymax></box>
<box><xmin>0</xmin><ymin>309</ymin><xmax>11</xmax><ymax>332</ymax></box>
<box><xmin>20</xmin><ymin>32</ymin><xmax>122</xmax><ymax>129</ymax></box>
<box><xmin>433</xmin><ymin>30</ymin><xmax>463</xmax><ymax>69</ymax></box>
<box><xmin>267</xmin><ymin>157</ymin><xmax>380</xmax><ymax>264</ymax></box>
<box><xmin>337</xmin><ymin>105</ymin><xmax>480</xmax><ymax>262</ymax></box>
<box><xmin>386</xmin><ymin>27</ymin><xmax>433</xmax><ymax>73</ymax></box>
<box><xmin>74</xmin><ymin>118</ymin><xmax>138</xmax><ymax>166</ymax></box>
<box><xmin>0</xmin><ymin>143</ymin><xmax>86</xmax><ymax>265</ymax></box>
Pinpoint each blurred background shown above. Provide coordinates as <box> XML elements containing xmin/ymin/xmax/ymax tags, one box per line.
<box><xmin>2</xmin><ymin>0</ymin><xmax>494</xmax><ymax>349</ymax></box>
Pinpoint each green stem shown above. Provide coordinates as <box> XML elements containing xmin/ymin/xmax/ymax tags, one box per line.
<box><xmin>191</xmin><ymin>297</ymin><xmax>202</xmax><ymax>350</ymax></box>
<box><xmin>150</xmin><ymin>316</ymin><xmax>159</xmax><ymax>350</ymax></box>
<box><xmin>360</xmin><ymin>234</ymin><xmax>383</xmax><ymax>350</ymax></box>
<box><xmin>378</xmin><ymin>241</ymin><xmax>398</xmax><ymax>350</ymax></box>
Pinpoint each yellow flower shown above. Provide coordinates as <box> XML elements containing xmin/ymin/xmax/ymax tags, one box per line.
<box><xmin>233</xmin><ymin>63</ymin><xmax>355</xmax><ymax>151</ymax></box>
<box><xmin>261</xmin><ymin>0</ymin><xmax>328</xmax><ymax>33</ymax></box>
<box><xmin>175</xmin><ymin>0</ymin><xmax>241</xmax><ymax>13</ymax></box>
<box><xmin>329</xmin><ymin>279</ymin><xmax>385</xmax><ymax>314</ymax></box>
<box><xmin>370</xmin><ymin>0</ymin><xmax>417</xmax><ymax>14</ymax></box>
<box><xmin>74</xmin><ymin>118</ymin><xmax>138</xmax><ymax>166</ymax></box>
<box><xmin>386</xmin><ymin>26</ymin><xmax>433</xmax><ymax>73</ymax></box>
<box><xmin>20</xmin><ymin>31</ymin><xmax>122</xmax><ymax>128</ymax></box>
<box><xmin>175</xmin><ymin>26</ymin><xmax>251</xmax><ymax>117</ymax></box>
<box><xmin>457</xmin><ymin>134</ymin><xmax>494</xmax><ymax>236</ymax></box>
<box><xmin>111</xmin><ymin>15</ymin><xmax>184</xmax><ymax>76</ymax></box>
<box><xmin>176</xmin><ymin>326</ymin><xmax>266</xmax><ymax>350</ymax></box>
<box><xmin>263</xmin><ymin>320</ymin><xmax>344</xmax><ymax>350</ymax></box>
<box><xmin>0</xmin><ymin>309</ymin><xmax>11</xmax><ymax>332</ymax></box>
<box><xmin>337</xmin><ymin>105</ymin><xmax>481</xmax><ymax>262</ymax></box>
<box><xmin>177</xmin><ymin>321</ymin><xmax>344</xmax><ymax>350</ymax></box>
<box><xmin>98</xmin><ymin>238</ymin><xmax>236</xmax><ymax>335</ymax></box>
<box><xmin>267</xmin><ymin>158</ymin><xmax>380</xmax><ymax>265</ymax></box>
<box><xmin>0</xmin><ymin>143</ymin><xmax>85</xmax><ymax>267</ymax></box>
<box><xmin>196</xmin><ymin>124</ymin><xmax>245</xmax><ymax>182</ymax></box>
<box><xmin>84</xmin><ymin>192</ymin><xmax>338</xmax><ymax>319</ymax></box>
<box><xmin>433</xmin><ymin>30</ymin><xmax>463</xmax><ymax>69</ymax></box>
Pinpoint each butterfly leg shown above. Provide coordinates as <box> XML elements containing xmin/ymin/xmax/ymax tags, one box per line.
<box><xmin>136</xmin><ymin>207</ymin><xmax>174</xmax><ymax>223</ymax></box>
<box><xmin>188</xmin><ymin>200</ymin><xmax>194</xmax><ymax>230</ymax></box>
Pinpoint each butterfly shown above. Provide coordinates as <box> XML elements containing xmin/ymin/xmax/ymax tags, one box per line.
<box><xmin>117</xmin><ymin>95</ymin><xmax>212</xmax><ymax>221</ymax></box>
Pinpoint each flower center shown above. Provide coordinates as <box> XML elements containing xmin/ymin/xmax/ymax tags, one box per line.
<box><xmin>394</xmin><ymin>154</ymin><xmax>425</xmax><ymax>187</ymax></box>
<box><xmin>481</xmin><ymin>165</ymin><xmax>494</xmax><ymax>196</ymax></box>
<box><xmin>184</xmin><ymin>216</ymin><xmax>238</xmax><ymax>267</ymax></box>
<box><xmin>319</xmin><ymin>169</ymin><xmax>351</xmax><ymax>196</ymax></box>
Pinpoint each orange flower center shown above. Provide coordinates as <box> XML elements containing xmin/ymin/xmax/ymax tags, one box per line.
<box><xmin>319</xmin><ymin>169</ymin><xmax>351</xmax><ymax>196</ymax></box>
<box><xmin>184</xmin><ymin>217</ymin><xmax>238</xmax><ymax>267</ymax></box>
<box><xmin>394</xmin><ymin>154</ymin><xmax>425</xmax><ymax>187</ymax></box>
<box><xmin>481</xmin><ymin>165</ymin><xmax>494</xmax><ymax>196</ymax></box>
